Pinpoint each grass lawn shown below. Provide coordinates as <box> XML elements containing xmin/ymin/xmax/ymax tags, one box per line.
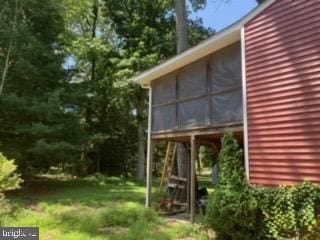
<box><xmin>2</xmin><ymin>175</ymin><xmax>212</xmax><ymax>240</ymax></box>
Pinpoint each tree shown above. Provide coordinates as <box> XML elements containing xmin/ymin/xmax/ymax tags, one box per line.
<box><xmin>175</xmin><ymin>0</ymin><xmax>189</xmax><ymax>53</ymax></box>
<box><xmin>175</xmin><ymin>0</ymin><xmax>189</xmax><ymax>180</ymax></box>
<box><xmin>103</xmin><ymin>0</ymin><xmax>213</xmax><ymax>179</ymax></box>
<box><xmin>63</xmin><ymin>0</ymin><xmax>140</xmax><ymax>176</ymax></box>
<box><xmin>0</xmin><ymin>0</ymin><xmax>18</xmax><ymax>96</ymax></box>
<box><xmin>103</xmin><ymin>0</ymin><xmax>174</xmax><ymax>179</ymax></box>
<box><xmin>0</xmin><ymin>0</ymin><xmax>87</xmax><ymax>176</ymax></box>
<box><xmin>174</xmin><ymin>0</ymin><xmax>212</xmax><ymax>179</ymax></box>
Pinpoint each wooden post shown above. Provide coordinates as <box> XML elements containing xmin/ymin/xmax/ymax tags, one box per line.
<box><xmin>146</xmin><ymin>87</ymin><xmax>154</xmax><ymax>208</ymax></box>
<box><xmin>186</xmin><ymin>144</ymin><xmax>190</xmax><ymax>213</ymax></box>
<box><xmin>146</xmin><ymin>140</ymin><xmax>154</xmax><ymax>208</ymax></box>
<box><xmin>190</xmin><ymin>135</ymin><xmax>196</xmax><ymax>222</ymax></box>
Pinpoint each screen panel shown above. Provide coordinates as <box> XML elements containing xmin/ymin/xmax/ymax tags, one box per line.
<box><xmin>152</xmin><ymin>104</ymin><xmax>176</xmax><ymax>131</ymax></box>
<box><xmin>152</xmin><ymin>75</ymin><xmax>176</xmax><ymax>105</ymax></box>
<box><xmin>178</xmin><ymin>97</ymin><xmax>209</xmax><ymax>129</ymax></box>
<box><xmin>178</xmin><ymin>59</ymin><xmax>207</xmax><ymax>99</ymax></box>
<box><xmin>210</xmin><ymin>42</ymin><xmax>242</xmax><ymax>93</ymax></box>
<box><xmin>212</xmin><ymin>88</ymin><xmax>243</xmax><ymax>124</ymax></box>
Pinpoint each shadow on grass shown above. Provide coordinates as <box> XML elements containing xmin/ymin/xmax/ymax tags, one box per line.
<box><xmin>3</xmin><ymin>176</ymin><xmax>211</xmax><ymax>240</ymax></box>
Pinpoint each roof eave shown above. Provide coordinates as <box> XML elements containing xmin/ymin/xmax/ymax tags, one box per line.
<box><xmin>135</xmin><ymin>25</ymin><xmax>241</xmax><ymax>87</ymax></box>
<box><xmin>133</xmin><ymin>0</ymin><xmax>276</xmax><ymax>87</ymax></box>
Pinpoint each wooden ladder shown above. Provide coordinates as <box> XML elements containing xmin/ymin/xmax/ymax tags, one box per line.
<box><xmin>159</xmin><ymin>142</ymin><xmax>177</xmax><ymax>192</ymax></box>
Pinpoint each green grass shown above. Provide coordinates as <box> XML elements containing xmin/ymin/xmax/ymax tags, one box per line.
<box><xmin>2</xmin><ymin>175</ymin><xmax>212</xmax><ymax>240</ymax></box>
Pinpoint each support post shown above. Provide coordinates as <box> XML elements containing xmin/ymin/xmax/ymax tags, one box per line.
<box><xmin>146</xmin><ymin>87</ymin><xmax>153</xmax><ymax>208</ymax></box>
<box><xmin>146</xmin><ymin>140</ymin><xmax>154</xmax><ymax>207</ymax></box>
<box><xmin>190</xmin><ymin>135</ymin><xmax>196</xmax><ymax>222</ymax></box>
<box><xmin>186</xmin><ymin>144</ymin><xmax>190</xmax><ymax>213</ymax></box>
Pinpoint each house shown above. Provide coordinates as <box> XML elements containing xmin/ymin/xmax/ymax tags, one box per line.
<box><xmin>133</xmin><ymin>0</ymin><xmax>320</xmax><ymax>221</ymax></box>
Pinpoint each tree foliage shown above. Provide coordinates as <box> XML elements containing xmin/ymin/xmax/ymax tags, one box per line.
<box><xmin>0</xmin><ymin>0</ymin><xmax>214</xmax><ymax>177</ymax></box>
<box><xmin>0</xmin><ymin>0</ymin><xmax>87</xmax><ymax>175</ymax></box>
<box><xmin>0</xmin><ymin>152</ymin><xmax>22</xmax><ymax>220</ymax></box>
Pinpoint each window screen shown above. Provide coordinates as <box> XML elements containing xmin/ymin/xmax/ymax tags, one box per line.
<box><xmin>152</xmin><ymin>75</ymin><xmax>176</xmax><ymax>105</ymax></box>
<box><xmin>152</xmin><ymin>104</ymin><xmax>176</xmax><ymax>131</ymax></box>
<box><xmin>210</xmin><ymin>42</ymin><xmax>243</xmax><ymax>124</ymax></box>
<box><xmin>210</xmin><ymin>42</ymin><xmax>242</xmax><ymax>93</ymax></box>
<box><xmin>212</xmin><ymin>88</ymin><xmax>243</xmax><ymax>124</ymax></box>
<box><xmin>178</xmin><ymin>59</ymin><xmax>207</xmax><ymax>99</ymax></box>
<box><xmin>178</xmin><ymin>97</ymin><xmax>209</xmax><ymax>129</ymax></box>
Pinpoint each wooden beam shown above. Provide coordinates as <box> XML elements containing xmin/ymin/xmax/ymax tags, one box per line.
<box><xmin>190</xmin><ymin>135</ymin><xmax>196</xmax><ymax>223</ymax></box>
<box><xmin>152</xmin><ymin>92</ymin><xmax>209</xmax><ymax>108</ymax></box>
<box><xmin>152</xmin><ymin>125</ymin><xmax>243</xmax><ymax>140</ymax></box>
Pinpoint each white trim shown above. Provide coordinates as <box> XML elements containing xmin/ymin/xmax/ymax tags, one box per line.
<box><xmin>145</xmin><ymin>87</ymin><xmax>153</xmax><ymax>207</ymax></box>
<box><xmin>241</xmin><ymin>27</ymin><xmax>250</xmax><ymax>182</ymax></box>
<box><xmin>133</xmin><ymin>0</ymin><xmax>276</xmax><ymax>87</ymax></box>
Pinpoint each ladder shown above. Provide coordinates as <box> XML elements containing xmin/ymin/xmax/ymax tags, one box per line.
<box><xmin>159</xmin><ymin>142</ymin><xmax>177</xmax><ymax>192</ymax></box>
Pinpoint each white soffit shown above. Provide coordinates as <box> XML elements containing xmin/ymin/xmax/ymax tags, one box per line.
<box><xmin>133</xmin><ymin>0</ymin><xmax>276</xmax><ymax>87</ymax></box>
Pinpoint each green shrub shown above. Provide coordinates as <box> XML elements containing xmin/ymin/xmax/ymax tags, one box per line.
<box><xmin>206</xmin><ymin>132</ymin><xmax>265</xmax><ymax>240</ymax></box>
<box><xmin>258</xmin><ymin>182</ymin><xmax>320</xmax><ymax>239</ymax></box>
<box><xmin>0</xmin><ymin>153</ymin><xmax>22</xmax><ymax>220</ymax></box>
<box><xmin>205</xmin><ymin>132</ymin><xmax>320</xmax><ymax>240</ymax></box>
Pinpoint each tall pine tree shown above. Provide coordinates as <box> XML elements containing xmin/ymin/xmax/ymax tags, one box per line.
<box><xmin>0</xmin><ymin>0</ymin><xmax>87</xmax><ymax>176</ymax></box>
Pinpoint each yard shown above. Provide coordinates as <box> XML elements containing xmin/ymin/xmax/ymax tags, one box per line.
<box><xmin>2</xmin><ymin>175</ymin><xmax>212</xmax><ymax>240</ymax></box>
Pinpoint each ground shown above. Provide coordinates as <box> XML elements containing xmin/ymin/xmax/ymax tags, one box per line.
<box><xmin>2</xmin><ymin>175</ymin><xmax>213</xmax><ymax>240</ymax></box>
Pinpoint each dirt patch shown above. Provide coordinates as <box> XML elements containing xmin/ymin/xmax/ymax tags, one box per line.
<box><xmin>28</xmin><ymin>202</ymin><xmax>45</xmax><ymax>213</ymax></box>
<box><xmin>177</xmin><ymin>237</ymin><xmax>197</xmax><ymax>240</ymax></box>
<box><xmin>98</xmin><ymin>226</ymin><xmax>129</xmax><ymax>236</ymax></box>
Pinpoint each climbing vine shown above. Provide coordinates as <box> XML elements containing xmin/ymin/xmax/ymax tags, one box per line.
<box><xmin>258</xmin><ymin>182</ymin><xmax>320</xmax><ymax>239</ymax></box>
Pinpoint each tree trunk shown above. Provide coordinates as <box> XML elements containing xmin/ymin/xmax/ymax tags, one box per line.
<box><xmin>177</xmin><ymin>143</ymin><xmax>188</xmax><ymax>178</ymax></box>
<box><xmin>96</xmin><ymin>146</ymin><xmax>101</xmax><ymax>173</ymax></box>
<box><xmin>174</xmin><ymin>0</ymin><xmax>189</xmax><ymax>53</ymax></box>
<box><xmin>0</xmin><ymin>42</ymin><xmax>12</xmax><ymax>96</ymax></box>
<box><xmin>91</xmin><ymin>0</ymin><xmax>98</xmax><ymax>91</ymax></box>
<box><xmin>197</xmin><ymin>153</ymin><xmax>202</xmax><ymax>174</ymax></box>
<box><xmin>80</xmin><ymin>144</ymin><xmax>88</xmax><ymax>176</ymax></box>
<box><xmin>0</xmin><ymin>0</ymin><xmax>18</xmax><ymax>97</ymax></box>
<box><xmin>175</xmin><ymin>0</ymin><xmax>189</xmax><ymax>179</ymax></box>
<box><xmin>136</xmin><ymin>90</ymin><xmax>146</xmax><ymax>180</ymax></box>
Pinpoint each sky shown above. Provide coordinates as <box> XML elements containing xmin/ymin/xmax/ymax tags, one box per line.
<box><xmin>191</xmin><ymin>0</ymin><xmax>258</xmax><ymax>31</ymax></box>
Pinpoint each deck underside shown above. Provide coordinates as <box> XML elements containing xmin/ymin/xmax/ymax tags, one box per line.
<box><xmin>151</xmin><ymin>124</ymin><xmax>243</xmax><ymax>144</ymax></box>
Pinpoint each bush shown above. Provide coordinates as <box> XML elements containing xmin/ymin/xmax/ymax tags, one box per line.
<box><xmin>205</xmin><ymin>132</ymin><xmax>320</xmax><ymax>240</ymax></box>
<box><xmin>0</xmin><ymin>153</ymin><xmax>22</xmax><ymax>220</ymax></box>
<box><xmin>205</xmin><ymin>132</ymin><xmax>264</xmax><ymax>240</ymax></box>
<box><xmin>258</xmin><ymin>182</ymin><xmax>320</xmax><ymax>239</ymax></box>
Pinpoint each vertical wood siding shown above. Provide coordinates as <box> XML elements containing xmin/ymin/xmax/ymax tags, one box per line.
<box><xmin>245</xmin><ymin>0</ymin><xmax>320</xmax><ymax>185</ymax></box>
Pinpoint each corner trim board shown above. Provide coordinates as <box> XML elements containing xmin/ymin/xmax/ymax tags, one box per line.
<box><xmin>241</xmin><ymin>27</ymin><xmax>250</xmax><ymax>182</ymax></box>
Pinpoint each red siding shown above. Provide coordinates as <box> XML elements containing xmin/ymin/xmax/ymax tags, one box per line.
<box><xmin>245</xmin><ymin>0</ymin><xmax>320</xmax><ymax>185</ymax></box>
